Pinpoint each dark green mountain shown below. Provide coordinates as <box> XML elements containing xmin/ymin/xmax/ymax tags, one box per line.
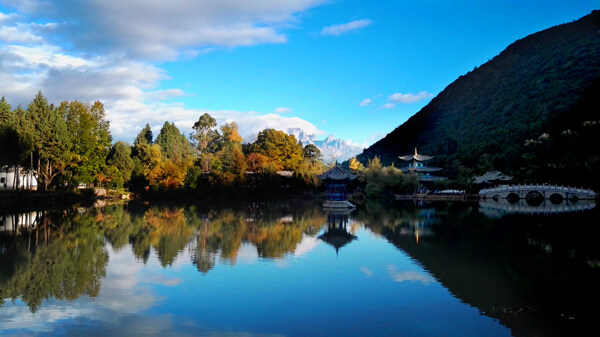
<box><xmin>358</xmin><ymin>10</ymin><xmax>600</xmax><ymax>189</ymax></box>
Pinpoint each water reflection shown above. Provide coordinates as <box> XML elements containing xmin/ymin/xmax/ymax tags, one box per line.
<box><xmin>0</xmin><ymin>212</ymin><xmax>40</xmax><ymax>234</ymax></box>
<box><xmin>1</xmin><ymin>201</ymin><xmax>599</xmax><ymax>337</ymax></box>
<box><xmin>354</xmin><ymin>201</ymin><xmax>600</xmax><ymax>337</ymax></box>
<box><xmin>318</xmin><ymin>211</ymin><xmax>357</xmax><ymax>254</ymax></box>
<box><xmin>479</xmin><ymin>197</ymin><xmax>596</xmax><ymax>217</ymax></box>
<box><xmin>0</xmin><ymin>209</ymin><xmax>108</xmax><ymax>313</ymax></box>
<box><xmin>1</xmin><ymin>201</ymin><xmax>327</xmax><ymax>311</ymax></box>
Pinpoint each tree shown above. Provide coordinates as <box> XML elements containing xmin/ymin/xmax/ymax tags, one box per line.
<box><xmin>209</xmin><ymin>121</ymin><xmax>246</xmax><ymax>185</ymax></box>
<box><xmin>107</xmin><ymin>141</ymin><xmax>135</xmax><ymax>185</ymax></box>
<box><xmin>212</xmin><ymin>144</ymin><xmax>247</xmax><ymax>186</ymax></box>
<box><xmin>247</xmin><ymin>129</ymin><xmax>303</xmax><ymax>171</ymax></box>
<box><xmin>0</xmin><ymin>96</ymin><xmax>12</xmax><ymax>125</ymax></box>
<box><xmin>11</xmin><ymin>105</ymin><xmax>35</xmax><ymax>168</ymax></box>
<box><xmin>155</xmin><ymin>122</ymin><xmax>194</xmax><ymax>163</ymax></box>
<box><xmin>61</xmin><ymin>100</ymin><xmax>112</xmax><ymax>185</ymax></box>
<box><xmin>246</xmin><ymin>153</ymin><xmax>271</xmax><ymax>172</ymax></box>
<box><xmin>130</xmin><ymin>143</ymin><xmax>162</xmax><ymax>190</ymax></box>
<box><xmin>360</xmin><ymin>156</ymin><xmax>417</xmax><ymax>201</ymax></box>
<box><xmin>220</xmin><ymin>121</ymin><xmax>243</xmax><ymax>144</ymax></box>
<box><xmin>191</xmin><ymin>113</ymin><xmax>219</xmax><ymax>154</ymax></box>
<box><xmin>148</xmin><ymin>159</ymin><xmax>189</xmax><ymax>190</ymax></box>
<box><xmin>0</xmin><ymin>98</ymin><xmax>31</xmax><ymax>170</ymax></box>
<box><xmin>302</xmin><ymin>144</ymin><xmax>322</xmax><ymax>163</ymax></box>
<box><xmin>131</xmin><ymin>124</ymin><xmax>159</xmax><ymax>189</ymax></box>
<box><xmin>27</xmin><ymin>92</ymin><xmax>71</xmax><ymax>189</ymax></box>
<box><xmin>349</xmin><ymin>157</ymin><xmax>365</xmax><ymax>172</ymax></box>
<box><xmin>0</xmin><ymin>125</ymin><xmax>31</xmax><ymax>168</ymax></box>
<box><xmin>134</xmin><ymin>123</ymin><xmax>153</xmax><ymax>146</ymax></box>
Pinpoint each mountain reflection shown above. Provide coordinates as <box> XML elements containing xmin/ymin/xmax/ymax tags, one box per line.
<box><xmin>354</xmin><ymin>201</ymin><xmax>600</xmax><ymax>337</ymax></box>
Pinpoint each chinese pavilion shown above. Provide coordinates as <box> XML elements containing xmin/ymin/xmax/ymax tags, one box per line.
<box><xmin>317</xmin><ymin>165</ymin><xmax>357</xmax><ymax>209</ymax></box>
<box><xmin>399</xmin><ymin>148</ymin><xmax>447</xmax><ymax>182</ymax></box>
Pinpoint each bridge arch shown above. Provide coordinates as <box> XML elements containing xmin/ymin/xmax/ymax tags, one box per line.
<box><xmin>506</xmin><ymin>193</ymin><xmax>520</xmax><ymax>204</ymax></box>
<box><xmin>549</xmin><ymin>193</ymin><xmax>564</xmax><ymax>204</ymax></box>
<box><xmin>479</xmin><ymin>185</ymin><xmax>597</xmax><ymax>203</ymax></box>
<box><xmin>525</xmin><ymin>191</ymin><xmax>544</xmax><ymax>206</ymax></box>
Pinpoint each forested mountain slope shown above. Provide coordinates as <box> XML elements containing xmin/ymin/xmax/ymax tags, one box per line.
<box><xmin>357</xmin><ymin>10</ymin><xmax>600</xmax><ymax>188</ymax></box>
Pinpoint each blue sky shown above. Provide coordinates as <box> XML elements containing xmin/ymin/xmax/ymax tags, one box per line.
<box><xmin>0</xmin><ymin>0</ymin><xmax>598</xmax><ymax>148</ymax></box>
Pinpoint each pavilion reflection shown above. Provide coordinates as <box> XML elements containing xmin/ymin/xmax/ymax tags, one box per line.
<box><xmin>318</xmin><ymin>210</ymin><xmax>357</xmax><ymax>254</ymax></box>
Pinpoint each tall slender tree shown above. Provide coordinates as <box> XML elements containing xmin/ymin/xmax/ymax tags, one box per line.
<box><xmin>134</xmin><ymin>123</ymin><xmax>153</xmax><ymax>146</ymax></box>
<box><xmin>58</xmin><ymin>100</ymin><xmax>112</xmax><ymax>185</ymax></box>
<box><xmin>0</xmin><ymin>96</ymin><xmax>12</xmax><ymax>125</ymax></box>
<box><xmin>155</xmin><ymin>122</ymin><xmax>194</xmax><ymax>163</ymax></box>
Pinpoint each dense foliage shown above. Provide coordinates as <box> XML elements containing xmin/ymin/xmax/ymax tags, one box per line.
<box><xmin>0</xmin><ymin>93</ymin><xmax>326</xmax><ymax>194</ymax></box>
<box><xmin>357</xmin><ymin>10</ymin><xmax>600</xmax><ymax>189</ymax></box>
<box><xmin>347</xmin><ymin>156</ymin><xmax>419</xmax><ymax>203</ymax></box>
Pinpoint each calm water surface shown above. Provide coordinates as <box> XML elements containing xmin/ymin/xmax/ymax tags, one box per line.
<box><xmin>1</xmin><ymin>199</ymin><xmax>599</xmax><ymax>336</ymax></box>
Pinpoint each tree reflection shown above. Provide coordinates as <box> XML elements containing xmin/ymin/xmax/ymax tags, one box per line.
<box><xmin>0</xmin><ymin>201</ymin><xmax>327</xmax><ymax>312</ymax></box>
<box><xmin>185</xmin><ymin>202</ymin><xmax>326</xmax><ymax>272</ymax></box>
<box><xmin>0</xmin><ymin>210</ymin><xmax>108</xmax><ymax>312</ymax></box>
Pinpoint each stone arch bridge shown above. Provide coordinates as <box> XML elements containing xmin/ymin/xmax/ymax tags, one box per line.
<box><xmin>479</xmin><ymin>184</ymin><xmax>597</xmax><ymax>202</ymax></box>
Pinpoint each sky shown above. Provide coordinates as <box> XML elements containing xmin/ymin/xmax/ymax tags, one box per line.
<box><xmin>0</xmin><ymin>0</ymin><xmax>598</xmax><ymax>148</ymax></box>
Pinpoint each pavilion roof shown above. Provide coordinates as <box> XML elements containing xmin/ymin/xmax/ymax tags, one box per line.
<box><xmin>317</xmin><ymin>165</ymin><xmax>358</xmax><ymax>181</ymax></box>
<box><xmin>474</xmin><ymin>171</ymin><xmax>513</xmax><ymax>185</ymax></box>
<box><xmin>318</xmin><ymin>228</ymin><xmax>357</xmax><ymax>251</ymax></box>
<box><xmin>399</xmin><ymin>148</ymin><xmax>433</xmax><ymax>162</ymax></box>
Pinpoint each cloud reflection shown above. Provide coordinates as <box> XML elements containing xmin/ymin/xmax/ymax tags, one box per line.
<box><xmin>360</xmin><ymin>267</ymin><xmax>373</xmax><ymax>277</ymax></box>
<box><xmin>0</xmin><ymin>246</ymin><xmax>176</xmax><ymax>334</ymax></box>
<box><xmin>387</xmin><ymin>265</ymin><xmax>433</xmax><ymax>284</ymax></box>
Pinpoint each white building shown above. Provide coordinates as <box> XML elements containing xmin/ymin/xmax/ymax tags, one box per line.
<box><xmin>0</xmin><ymin>166</ymin><xmax>38</xmax><ymax>191</ymax></box>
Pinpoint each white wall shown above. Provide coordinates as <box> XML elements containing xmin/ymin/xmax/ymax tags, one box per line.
<box><xmin>0</xmin><ymin>166</ymin><xmax>38</xmax><ymax>191</ymax></box>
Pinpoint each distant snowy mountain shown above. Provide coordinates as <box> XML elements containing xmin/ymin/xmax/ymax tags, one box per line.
<box><xmin>286</xmin><ymin>128</ymin><xmax>363</xmax><ymax>163</ymax></box>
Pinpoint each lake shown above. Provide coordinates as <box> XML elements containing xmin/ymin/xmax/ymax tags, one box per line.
<box><xmin>1</xmin><ymin>199</ymin><xmax>599</xmax><ymax>336</ymax></box>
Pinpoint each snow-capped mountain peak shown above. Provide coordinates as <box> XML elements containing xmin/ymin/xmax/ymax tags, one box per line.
<box><xmin>286</xmin><ymin>128</ymin><xmax>362</xmax><ymax>162</ymax></box>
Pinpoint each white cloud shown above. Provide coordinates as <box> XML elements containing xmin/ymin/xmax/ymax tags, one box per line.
<box><xmin>345</xmin><ymin>138</ymin><xmax>368</xmax><ymax>149</ymax></box>
<box><xmin>321</xmin><ymin>19</ymin><xmax>372</xmax><ymax>36</ymax></box>
<box><xmin>3</xmin><ymin>44</ymin><xmax>92</xmax><ymax>69</ymax></box>
<box><xmin>144</xmin><ymin>89</ymin><xmax>187</xmax><ymax>102</ymax></box>
<box><xmin>0</xmin><ymin>1</ymin><xmax>330</xmax><ymax>143</ymax></box>
<box><xmin>388</xmin><ymin>91</ymin><xmax>433</xmax><ymax>104</ymax></box>
<box><xmin>274</xmin><ymin>106</ymin><xmax>292</xmax><ymax>114</ymax></box>
<box><xmin>215</xmin><ymin>111</ymin><xmax>326</xmax><ymax>142</ymax></box>
<box><xmin>0</xmin><ymin>11</ymin><xmax>19</xmax><ymax>24</ymax></box>
<box><xmin>0</xmin><ymin>25</ymin><xmax>43</xmax><ymax>44</ymax></box>
<box><xmin>380</xmin><ymin>103</ymin><xmax>396</xmax><ymax>109</ymax></box>
<box><xmin>359</xmin><ymin>98</ymin><xmax>372</xmax><ymax>106</ymax></box>
<box><xmin>2</xmin><ymin>0</ymin><xmax>325</xmax><ymax>60</ymax></box>
<box><xmin>0</xmin><ymin>38</ymin><xmax>326</xmax><ymax>143</ymax></box>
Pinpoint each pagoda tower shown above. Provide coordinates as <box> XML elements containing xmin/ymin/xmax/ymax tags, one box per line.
<box><xmin>399</xmin><ymin>148</ymin><xmax>446</xmax><ymax>182</ymax></box>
